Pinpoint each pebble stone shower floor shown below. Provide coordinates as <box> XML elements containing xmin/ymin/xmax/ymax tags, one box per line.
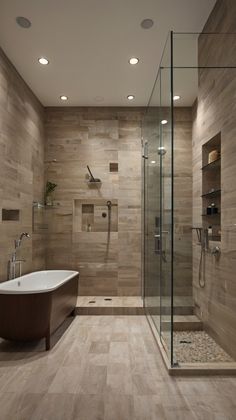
<box><xmin>173</xmin><ymin>330</ymin><xmax>234</xmax><ymax>364</ymax></box>
<box><xmin>0</xmin><ymin>315</ymin><xmax>235</xmax><ymax>419</ymax></box>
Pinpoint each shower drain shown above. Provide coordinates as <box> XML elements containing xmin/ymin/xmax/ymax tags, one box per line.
<box><xmin>179</xmin><ymin>340</ymin><xmax>192</xmax><ymax>344</ymax></box>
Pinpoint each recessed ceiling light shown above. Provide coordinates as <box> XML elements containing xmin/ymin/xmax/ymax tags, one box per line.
<box><xmin>129</xmin><ymin>57</ymin><xmax>139</xmax><ymax>65</ymax></box>
<box><xmin>127</xmin><ymin>95</ymin><xmax>135</xmax><ymax>100</ymax></box>
<box><xmin>151</xmin><ymin>160</ymin><xmax>156</xmax><ymax>164</ymax></box>
<box><xmin>161</xmin><ymin>119</ymin><xmax>168</xmax><ymax>125</ymax></box>
<box><xmin>16</xmin><ymin>16</ymin><xmax>31</xmax><ymax>29</ymax></box>
<box><xmin>141</xmin><ymin>19</ymin><xmax>154</xmax><ymax>29</ymax></box>
<box><xmin>38</xmin><ymin>57</ymin><xmax>49</xmax><ymax>65</ymax></box>
<box><xmin>60</xmin><ymin>95</ymin><xmax>68</xmax><ymax>101</ymax></box>
<box><xmin>173</xmin><ymin>95</ymin><xmax>181</xmax><ymax>101</ymax></box>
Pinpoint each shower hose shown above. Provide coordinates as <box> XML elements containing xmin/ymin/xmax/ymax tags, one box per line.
<box><xmin>199</xmin><ymin>247</ymin><xmax>206</xmax><ymax>288</ymax></box>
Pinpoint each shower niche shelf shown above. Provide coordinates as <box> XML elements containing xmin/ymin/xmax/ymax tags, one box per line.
<box><xmin>201</xmin><ymin>158</ymin><xmax>221</xmax><ymax>171</ymax></box>
<box><xmin>201</xmin><ymin>133</ymin><xmax>221</xmax><ymax>241</ymax></box>
<box><xmin>87</xmin><ymin>181</ymin><xmax>102</xmax><ymax>188</ymax></box>
<box><xmin>201</xmin><ymin>189</ymin><xmax>221</xmax><ymax>198</ymax></box>
<box><xmin>72</xmin><ymin>198</ymin><xmax>118</xmax><ymax>238</ymax></box>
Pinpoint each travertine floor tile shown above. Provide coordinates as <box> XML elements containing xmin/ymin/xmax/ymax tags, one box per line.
<box><xmin>48</xmin><ymin>365</ymin><xmax>84</xmax><ymax>394</ymax></box>
<box><xmin>106</xmin><ymin>362</ymin><xmax>133</xmax><ymax>395</ymax></box>
<box><xmin>104</xmin><ymin>394</ymin><xmax>134</xmax><ymax>420</ymax></box>
<box><xmin>133</xmin><ymin>396</ymin><xmax>166</xmax><ymax>420</ymax></box>
<box><xmin>79</xmin><ymin>365</ymin><xmax>107</xmax><ymax>395</ymax></box>
<box><xmin>89</xmin><ymin>341</ymin><xmax>110</xmax><ymax>354</ymax></box>
<box><xmin>31</xmin><ymin>393</ymin><xmax>75</xmax><ymax>420</ymax></box>
<box><xmin>73</xmin><ymin>394</ymin><xmax>104</xmax><ymax>420</ymax></box>
<box><xmin>0</xmin><ymin>315</ymin><xmax>235</xmax><ymax>420</ymax></box>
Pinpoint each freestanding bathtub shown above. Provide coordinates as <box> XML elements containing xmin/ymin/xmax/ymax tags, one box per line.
<box><xmin>0</xmin><ymin>270</ymin><xmax>79</xmax><ymax>350</ymax></box>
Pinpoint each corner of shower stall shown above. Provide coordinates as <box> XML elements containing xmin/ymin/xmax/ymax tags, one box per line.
<box><xmin>142</xmin><ymin>31</ymin><xmax>236</xmax><ymax>375</ymax></box>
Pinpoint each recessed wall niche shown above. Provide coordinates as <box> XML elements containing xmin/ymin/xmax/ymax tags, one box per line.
<box><xmin>2</xmin><ymin>209</ymin><xmax>20</xmax><ymax>221</ymax></box>
<box><xmin>73</xmin><ymin>199</ymin><xmax>118</xmax><ymax>234</ymax></box>
<box><xmin>109</xmin><ymin>162</ymin><xmax>118</xmax><ymax>172</ymax></box>
<box><xmin>201</xmin><ymin>132</ymin><xmax>221</xmax><ymax>241</ymax></box>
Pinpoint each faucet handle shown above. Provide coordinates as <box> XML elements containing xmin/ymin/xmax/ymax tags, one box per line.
<box><xmin>211</xmin><ymin>246</ymin><xmax>221</xmax><ymax>257</ymax></box>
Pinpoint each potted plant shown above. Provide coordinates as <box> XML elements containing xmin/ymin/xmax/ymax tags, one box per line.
<box><xmin>45</xmin><ymin>181</ymin><xmax>57</xmax><ymax>206</ymax></box>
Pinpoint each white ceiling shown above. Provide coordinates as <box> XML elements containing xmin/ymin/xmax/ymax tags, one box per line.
<box><xmin>0</xmin><ymin>0</ymin><xmax>216</xmax><ymax>107</ymax></box>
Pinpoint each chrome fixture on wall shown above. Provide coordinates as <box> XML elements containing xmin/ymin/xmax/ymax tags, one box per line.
<box><xmin>87</xmin><ymin>165</ymin><xmax>101</xmax><ymax>183</ymax></box>
<box><xmin>32</xmin><ymin>201</ymin><xmax>44</xmax><ymax>209</ymax></box>
<box><xmin>105</xmin><ymin>200</ymin><xmax>112</xmax><ymax>260</ymax></box>
<box><xmin>106</xmin><ymin>200</ymin><xmax>112</xmax><ymax>211</ymax></box>
<box><xmin>8</xmin><ymin>233</ymin><xmax>30</xmax><ymax>280</ymax></box>
<box><xmin>192</xmin><ymin>227</ymin><xmax>221</xmax><ymax>288</ymax></box>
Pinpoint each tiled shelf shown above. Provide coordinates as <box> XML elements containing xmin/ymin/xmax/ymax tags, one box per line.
<box><xmin>201</xmin><ymin>158</ymin><xmax>221</xmax><ymax>171</ymax></box>
<box><xmin>201</xmin><ymin>189</ymin><xmax>221</xmax><ymax>198</ymax></box>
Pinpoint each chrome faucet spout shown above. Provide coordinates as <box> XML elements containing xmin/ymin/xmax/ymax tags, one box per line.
<box><xmin>15</xmin><ymin>232</ymin><xmax>30</xmax><ymax>249</ymax></box>
<box><xmin>20</xmin><ymin>232</ymin><xmax>30</xmax><ymax>240</ymax></box>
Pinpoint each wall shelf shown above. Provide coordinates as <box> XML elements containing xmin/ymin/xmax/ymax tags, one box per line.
<box><xmin>201</xmin><ymin>158</ymin><xmax>221</xmax><ymax>171</ymax></box>
<box><xmin>201</xmin><ymin>213</ymin><xmax>221</xmax><ymax>217</ymax></box>
<box><xmin>87</xmin><ymin>181</ymin><xmax>102</xmax><ymax>188</ymax></box>
<box><xmin>201</xmin><ymin>133</ymin><xmax>221</xmax><ymax>242</ymax></box>
<box><xmin>201</xmin><ymin>189</ymin><xmax>221</xmax><ymax>198</ymax></box>
<box><xmin>209</xmin><ymin>235</ymin><xmax>221</xmax><ymax>242</ymax></box>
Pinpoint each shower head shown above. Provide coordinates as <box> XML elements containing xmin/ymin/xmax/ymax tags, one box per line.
<box><xmin>87</xmin><ymin>165</ymin><xmax>101</xmax><ymax>182</ymax></box>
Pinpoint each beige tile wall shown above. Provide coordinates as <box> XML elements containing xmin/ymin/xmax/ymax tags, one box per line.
<box><xmin>192</xmin><ymin>0</ymin><xmax>236</xmax><ymax>358</ymax></box>
<box><xmin>0</xmin><ymin>48</ymin><xmax>45</xmax><ymax>282</ymax></box>
<box><xmin>45</xmin><ymin>108</ymin><xmax>144</xmax><ymax>296</ymax></box>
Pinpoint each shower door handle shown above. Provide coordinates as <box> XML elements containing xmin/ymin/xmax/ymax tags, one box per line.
<box><xmin>154</xmin><ymin>234</ymin><xmax>168</xmax><ymax>262</ymax></box>
<box><xmin>154</xmin><ymin>234</ymin><xmax>161</xmax><ymax>254</ymax></box>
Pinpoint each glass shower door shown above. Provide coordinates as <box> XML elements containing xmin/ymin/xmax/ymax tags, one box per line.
<box><xmin>143</xmin><ymin>107</ymin><xmax>162</xmax><ymax>336</ymax></box>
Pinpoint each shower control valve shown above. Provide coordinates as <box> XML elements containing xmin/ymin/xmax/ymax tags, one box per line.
<box><xmin>211</xmin><ymin>246</ymin><xmax>221</xmax><ymax>257</ymax></box>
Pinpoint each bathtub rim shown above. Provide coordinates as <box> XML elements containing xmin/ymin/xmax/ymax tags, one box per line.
<box><xmin>0</xmin><ymin>270</ymin><xmax>79</xmax><ymax>295</ymax></box>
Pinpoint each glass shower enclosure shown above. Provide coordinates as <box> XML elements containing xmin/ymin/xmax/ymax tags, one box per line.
<box><xmin>143</xmin><ymin>32</ymin><xmax>174</xmax><ymax>365</ymax></box>
<box><xmin>142</xmin><ymin>31</ymin><xmax>236</xmax><ymax>369</ymax></box>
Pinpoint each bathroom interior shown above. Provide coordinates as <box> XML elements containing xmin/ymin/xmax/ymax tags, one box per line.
<box><xmin>0</xmin><ymin>2</ymin><xmax>236</xmax><ymax>413</ymax></box>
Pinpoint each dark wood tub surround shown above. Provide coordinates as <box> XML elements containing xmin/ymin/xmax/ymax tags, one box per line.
<box><xmin>0</xmin><ymin>275</ymin><xmax>78</xmax><ymax>350</ymax></box>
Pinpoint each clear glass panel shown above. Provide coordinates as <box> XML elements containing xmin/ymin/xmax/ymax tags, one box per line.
<box><xmin>159</xmin><ymin>34</ymin><xmax>173</xmax><ymax>362</ymax></box>
<box><xmin>143</xmin><ymin>31</ymin><xmax>236</xmax><ymax>369</ymax></box>
<box><xmin>143</xmin><ymin>32</ymin><xmax>174</xmax><ymax>364</ymax></box>
<box><xmin>143</xmin><ymin>79</ymin><xmax>161</xmax><ymax>336</ymax></box>
<box><xmin>172</xmin><ymin>32</ymin><xmax>236</xmax><ymax>365</ymax></box>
